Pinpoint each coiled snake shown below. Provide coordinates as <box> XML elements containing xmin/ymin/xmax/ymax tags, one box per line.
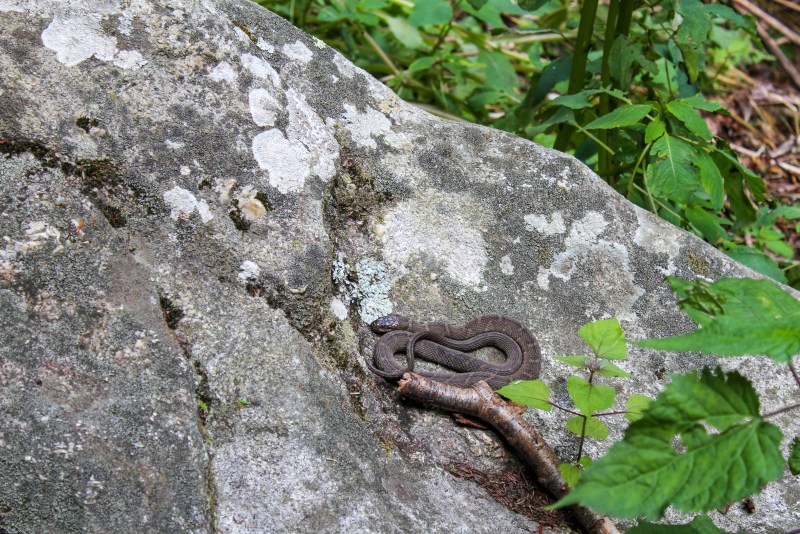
<box><xmin>367</xmin><ymin>314</ymin><xmax>541</xmax><ymax>389</ymax></box>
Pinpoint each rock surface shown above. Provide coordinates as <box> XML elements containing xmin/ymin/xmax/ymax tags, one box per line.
<box><xmin>0</xmin><ymin>1</ymin><xmax>797</xmax><ymax>532</ymax></box>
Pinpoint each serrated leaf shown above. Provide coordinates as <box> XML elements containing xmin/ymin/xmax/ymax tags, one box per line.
<box><xmin>566</xmin><ymin>415</ymin><xmax>609</xmax><ymax>439</ymax></box>
<box><xmin>789</xmin><ymin>436</ymin><xmax>800</xmax><ymax>476</ymax></box>
<box><xmin>555</xmin><ymin>369</ymin><xmax>785</xmax><ymax>519</ymax></box>
<box><xmin>647</xmin><ymin>134</ymin><xmax>701</xmax><ymax>204</ymax></box>
<box><xmin>638</xmin><ymin>277</ymin><xmax>800</xmax><ymax>362</ymax></box>
<box><xmin>625</xmin><ymin>393</ymin><xmax>653</xmax><ymax>422</ymax></box>
<box><xmin>465</xmin><ymin>0</ymin><xmax>488</xmax><ymax>9</ymax></box>
<box><xmin>645</xmin><ymin>118</ymin><xmax>666</xmax><ymax>144</ymax></box>
<box><xmin>667</xmin><ymin>100</ymin><xmax>712</xmax><ymax>140</ymax></box>
<box><xmin>628</xmin><ymin>515</ymin><xmax>732</xmax><ymax>534</ymax></box>
<box><xmin>596</xmin><ymin>360</ymin><xmax>632</xmax><ymax>378</ymax></box>
<box><xmin>409</xmin><ymin>0</ymin><xmax>453</xmax><ymax>27</ymax></box>
<box><xmin>579</xmin><ymin>318</ymin><xmax>627</xmax><ymax>359</ymax></box>
<box><xmin>496</xmin><ymin>379</ymin><xmax>551</xmax><ymax>411</ymax></box>
<box><xmin>585</xmin><ymin>104</ymin><xmax>652</xmax><ymax>129</ymax></box>
<box><xmin>725</xmin><ymin>247</ymin><xmax>788</xmax><ymax>284</ymax></box>
<box><xmin>567</xmin><ymin>376</ymin><xmax>616</xmax><ymax>415</ymax></box>
<box><xmin>553</xmin><ymin>354</ymin><xmax>592</xmax><ymax>369</ymax></box>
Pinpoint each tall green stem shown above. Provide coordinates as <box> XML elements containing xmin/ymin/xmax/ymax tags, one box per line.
<box><xmin>554</xmin><ymin>0</ymin><xmax>600</xmax><ymax>152</ymax></box>
<box><xmin>598</xmin><ymin>0</ymin><xmax>621</xmax><ymax>180</ymax></box>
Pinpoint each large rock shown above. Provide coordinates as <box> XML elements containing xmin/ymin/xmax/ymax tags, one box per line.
<box><xmin>0</xmin><ymin>1</ymin><xmax>797</xmax><ymax>532</ymax></box>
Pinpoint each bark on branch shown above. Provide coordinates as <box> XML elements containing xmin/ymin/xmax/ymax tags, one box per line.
<box><xmin>397</xmin><ymin>373</ymin><xmax>620</xmax><ymax>534</ymax></box>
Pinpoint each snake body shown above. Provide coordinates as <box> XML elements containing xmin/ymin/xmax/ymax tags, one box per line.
<box><xmin>368</xmin><ymin>314</ymin><xmax>541</xmax><ymax>389</ymax></box>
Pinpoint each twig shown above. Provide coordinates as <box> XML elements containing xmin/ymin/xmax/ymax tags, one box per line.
<box><xmin>772</xmin><ymin>0</ymin><xmax>800</xmax><ymax>13</ymax></box>
<box><xmin>745</xmin><ymin>12</ymin><xmax>800</xmax><ymax>90</ymax></box>
<box><xmin>733</xmin><ymin>0</ymin><xmax>800</xmax><ymax>47</ymax></box>
<box><xmin>397</xmin><ymin>373</ymin><xmax>621</xmax><ymax>534</ymax></box>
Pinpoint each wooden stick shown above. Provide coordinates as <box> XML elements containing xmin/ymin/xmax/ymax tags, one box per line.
<box><xmin>733</xmin><ymin>0</ymin><xmax>800</xmax><ymax>47</ymax></box>
<box><xmin>397</xmin><ymin>373</ymin><xmax>621</xmax><ymax>534</ymax></box>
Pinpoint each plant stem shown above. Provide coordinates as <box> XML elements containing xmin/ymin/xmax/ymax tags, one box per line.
<box><xmin>789</xmin><ymin>362</ymin><xmax>800</xmax><ymax>388</ymax></box>
<box><xmin>763</xmin><ymin>402</ymin><xmax>800</xmax><ymax>419</ymax></box>
<box><xmin>576</xmin><ymin>415</ymin><xmax>588</xmax><ymax>463</ymax></box>
<box><xmin>554</xmin><ymin>0</ymin><xmax>600</xmax><ymax>151</ymax></box>
<box><xmin>598</xmin><ymin>0</ymin><xmax>620</xmax><ymax>180</ymax></box>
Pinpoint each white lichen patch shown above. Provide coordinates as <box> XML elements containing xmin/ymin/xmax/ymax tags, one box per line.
<box><xmin>249</xmin><ymin>88</ymin><xmax>281</xmax><ymax>127</ymax></box>
<box><xmin>238</xmin><ymin>260</ymin><xmax>260</xmax><ymax>284</ymax></box>
<box><xmin>252</xmin><ymin>129</ymin><xmax>311</xmax><ymax>194</ymax></box>
<box><xmin>256</xmin><ymin>37</ymin><xmax>274</xmax><ymax>53</ymax></box>
<box><xmin>499</xmin><ymin>255</ymin><xmax>514</xmax><ymax>276</ymax></box>
<box><xmin>524</xmin><ymin>212</ymin><xmax>566</xmax><ymax>235</ymax></box>
<box><xmin>381</xmin><ymin>189</ymin><xmax>489</xmax><ymax>288</ymax></box>
<box><xmin>634</xmin><ymin>207</ymin><xmax>681</xmax><ymax>275</ymax></box>
<box><xmin>354</xmin><ymin>259</ymin><xmax>392</xmax><ymax>323</ymax></box>
<box><xmin>282</xmin><ymin>40</ymin><xmax>313</xmax><ymax>63</ymax></box>
<box><xmin>241</xmin><ymin>53</ymin><xmax>280</xmax><ymax>87</ymax></box>
<box><xmin>285</xmin><ymin>89</ymin><xmax>338</xmax><ymax>182</ymax></box>
<box><xmin>340</xmin><ymin>104</ymin><xmax>393</xmax><ymax>150</ymax></box>
<box><xmin>112</xmin><ymin>49</ymin><xmax>146</xmax><ymax>70</ymax></box>
<box><xmin>208</xmin><ymin>61</ymin><xmax>237</xmax><ymax>83</ymax></box>
<box><xmin>535</xmin><ymin>212</ymin><xmax>644</xmax><ymax>320</ymax></box>
<box><xmin>332</xmin><ymin>53</ymin><xmax>356</xmax><ymax>78</ymax></box>
<box><xmin>0</xmin><ymin>221</ymin><xmax>63</xmax><ymax>263</ymax></box>
<box><xmin>163</xmin><ymin>186</ymin><xmax>214</xmax><ymax>223</ymax></box>
<box><xmin>329</xmin><ymin>297</ymin><xmax>348</xmax><ymax>320</ymax></box>
<box><xmin>42</xmin><ymin>14</ymin><xmax>118</xmax><ymax>67</ymax></box>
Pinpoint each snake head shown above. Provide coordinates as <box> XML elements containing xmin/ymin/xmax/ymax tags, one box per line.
<box><xmin>370</xmin><ymin>314</ymin><xmax>408</xmax><ymax>333</ymax></box>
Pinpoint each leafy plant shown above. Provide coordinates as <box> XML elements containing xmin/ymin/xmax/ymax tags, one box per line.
<box><xmin>551</xmin><ymin>277</ymin><xmax>800</xmax><ymax>528</ymax></box>
<box><xmin>259</xmin><ymin>0</ymin><xmax>799</xmax><ymax>289</ymax></box>
<box><xmin>498</xmin><ymin>317</ymin><xmax>652</xmax><ymax>486</ymax></box>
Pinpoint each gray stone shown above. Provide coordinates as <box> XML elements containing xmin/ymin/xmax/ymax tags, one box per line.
<box><xmin>0</xmin><ymin>1</ymin><xmax>797</xmax><ymax>532</ymax></box>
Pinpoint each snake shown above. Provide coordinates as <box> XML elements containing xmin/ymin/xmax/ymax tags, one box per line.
<box><xmin>367</xmin><ymin>314</ymin><xmax>541</xmax><ymax>389</ymax></box>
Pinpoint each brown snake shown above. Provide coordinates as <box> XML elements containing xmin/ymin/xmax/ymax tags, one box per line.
<box><xmin>367</xmin><ymin>314</ymin><xmax>541</xmax><ymax>389</ymax></box>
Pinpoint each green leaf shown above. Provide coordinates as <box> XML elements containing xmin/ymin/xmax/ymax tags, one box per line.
<box><xmin>647</xmin><ymin>134</ymin><xmax>701</xmax><ymax>205</ymax></box>
<box><xmin>409</xmin><ymin>0</ymin><xmax>453</xmax><ymax>27</ymax></box>
<box><xmin>725</xmin><ymin>246</ymin><xmax>788</xmax><ymax>284</ymax></box>
<box><xmin>596</xmin><ymin>360</ymin><xmax>632</xmax><ymax>378</ymax></box>
<box><xmin>625</xmin><ymin>393</ymin><xmax>653</xmax><ymax>422</ymax></box>
<box><xmin>408</xmin><ymin>56</ymin><xmax>436</xmax><ymax>72</ymax></box>
<box><xmin>567</xmin><ymin>376</ymin><xmax>616</xmax><ymax>415</ymax></box>
<box><xmin>465</xmin><ymin>0</ymin><xmax>488</xmax><ymax>9</ymax></box>
<box><xmin>667</xmin><ymin>100</ymin><xmax>712</xmax><ymax>140</ymax></box>
<box><xmin>566</xmin><ymin>415</ymin><xmax>609</xmax><ymax>439</ymax></box>
<box><xmin>695</xmin><ymin>150</ymin><xmax>724</xmax><ymax>210</ymax></box>
<box><xmin>555</xmin><ymin>369</ymin><xmax>785</xmax><ymax>519</ymax></box>
<box><xmin>578</xmin><ymin>318</ymin><xmax>627</xmax><ymax>359</ymax></box>
<box><xmin>553</xmin><ymin>354</ymin><xmax>592</xmax><ymax>369</ymax></box>
<box><xmin>559</xmin><ymin>463</ymin><xmax>582</xmax><ymax>487</ymax></box>
<box><xmin>765</xmin><ymin>240</ymin><xmax>795</xmax><ymax>259</ymax></box>
<box><xmin>681</xmin><ymin>93</ymin><xmax>725</xmax><ymax>113</ymax></box>
<box><xmin>685</xmin><ymin>206</ymin><xmax>730</xmax><ymax>244</ymax></box>
<box><xmin>790</xmin><ymin>436</ymin><xmax>800</xmax><ymax>476</ymax></box>
<box><xmin>645</xmin><ymin>118</ymin><xmax>666</xmax><ymax>144</ymax></box>
<box><xmin>585</xmin><ymin>104</ymin><xmax>652</xmax><ymax>129</ymax></box>
<box><xmin>637</xmin><ymin>277</ymin><xmax>800</xmax><ymax>362</ymax></box>
<box><xmin>518</xmin><ymin>0</ymin><xmax>549</xmax><ymax>11</ymax></box>
<box><xmin>477</xmin><ymin>50</ymin><xmax>519</xmax><ymax>92</ymax></box>
<box><xmin>496</xmin><ymin>379</ymin><xmax>551</xmax><ymax>411</ymax></box>
<box><xmin>384</xmin><ymin>16</ymin><xmax>424</xmax><ymax>49</ymax></box>
<box><xmin>628</xmin><ymin>515</ymin><xmax>733</xmax><ymax>534</ymax></box>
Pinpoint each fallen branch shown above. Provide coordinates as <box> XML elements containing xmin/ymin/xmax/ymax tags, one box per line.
<box><xmin>733</xmin><ymin>1</ymin><xmax>800</xmax><ymax>90</ymax></box>
<box><xmin>397</xmin><ymin>373</ymin><xmax>620</xmax><ymax>534</ymax></box>
<box><xmin>733</xmin><ymin>0</ymin><xmax>800</xmax><ymax>47</ymax></box>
